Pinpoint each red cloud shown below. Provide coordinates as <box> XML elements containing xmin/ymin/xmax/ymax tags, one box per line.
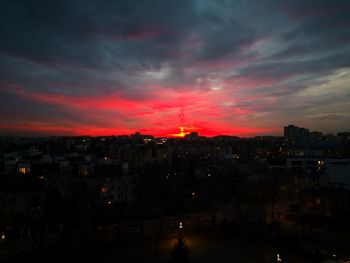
<box><xmin>3</xmin><ymin>83</ymin><xmax>279</xmax><ymax>137</ymax></box>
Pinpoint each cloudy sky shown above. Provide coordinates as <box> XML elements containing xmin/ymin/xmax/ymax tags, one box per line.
<box><xmin>1</xmin><ymin>0</ymin><xmax>350</xmax><ymax>137</ymax></box>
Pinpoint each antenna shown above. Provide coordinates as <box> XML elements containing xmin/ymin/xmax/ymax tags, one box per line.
<box><xmin>179</xmin><ymin>112</ymin><xmax>184</xmax><ymax>127</ymax></box>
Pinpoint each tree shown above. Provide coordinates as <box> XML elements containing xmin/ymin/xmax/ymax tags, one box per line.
<box><xmin>171</xmin><ymin>236</ymin><xmax>190</xmax><ymax>263</ymax></box>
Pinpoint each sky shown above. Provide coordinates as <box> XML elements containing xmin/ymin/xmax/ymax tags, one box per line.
<box><xmin>1</xmin><ymin>0</ymin><xmax>350</xmax><ymax>137</ymax></box>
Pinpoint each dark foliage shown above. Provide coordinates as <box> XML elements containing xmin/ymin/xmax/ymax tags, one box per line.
<box><xmin>171</xmin><ymin>236</ymin><xmax>190</xmax><ymax>263</ymax></box>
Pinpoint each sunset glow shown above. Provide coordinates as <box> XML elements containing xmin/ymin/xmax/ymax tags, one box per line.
<box><xmin>170</xmin><ymin>126</ymin><xmax>192</xmax><ymax>138</ymax></box>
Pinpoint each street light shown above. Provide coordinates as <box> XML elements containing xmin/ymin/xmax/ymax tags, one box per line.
<box><xmin>1</xmin><ymin>232</ymin><xmax>5</xmax><ymax>240</ymax></box>
<box><xmin>178</xmin><ymin>221</ymin><xmax>184</xmax><ymax>238</ymax></box>
<box><xmin>179</xmin><ymin>222</ymin><xmax>183</xmax><ymax>229</ymax></box>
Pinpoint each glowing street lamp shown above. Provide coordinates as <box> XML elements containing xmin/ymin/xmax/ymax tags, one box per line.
<box><xmin>276</xmin><ymin>253</ymin><xmax>282</xmax><ymax>262</ymax></box>
<box><xmin>179</xmin><ymin>222</ymin><xmax>183</xmax><ymax>229</ymax></box>
<box><xmin>1</xmin><ymin>232</ymin><xmax>5</xmax><ymax>240</ymax></box>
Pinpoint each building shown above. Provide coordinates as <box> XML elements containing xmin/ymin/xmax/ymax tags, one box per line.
<box><xmin>284</xmin><ymin>125</ymin><xmax>311</xmax><ymax>146</ymax></box>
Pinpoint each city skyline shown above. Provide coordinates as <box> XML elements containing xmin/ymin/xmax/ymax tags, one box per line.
<box><xmin>1</xmin><ymin>0</ymin><xmax>350</xmax><ymax>137</ymax></box>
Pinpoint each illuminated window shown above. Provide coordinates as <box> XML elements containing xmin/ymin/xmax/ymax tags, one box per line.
<box><xmin>315</xmin><ymin>198</ymin><xmax>321</xmax><ymax>205</ymax></box>
<box><xmin>101</xmin><ymin>186</ymin><xmax>108</xmax><ymax>193</ymax></box>
<box><xmin>19</xmin><ymin>167</ymin><xmax>29</xmax><ymax>174</ymax></box>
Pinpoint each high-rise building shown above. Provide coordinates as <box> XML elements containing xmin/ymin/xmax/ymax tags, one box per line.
<box><xmin>284</xmin><ymin>124</ymin><xmax>310</xmax><ymax>146</ymax></box>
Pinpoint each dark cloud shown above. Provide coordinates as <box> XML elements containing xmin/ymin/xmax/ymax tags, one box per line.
<box><xmin>238</xmin><ymin>51</ymin><xmax>350</xmax><ymax>82</ymax></box>
<box><xmin>0</xmin><ymin>0</ymin><xmax>197</xmax><ymax>66</ymax></box>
